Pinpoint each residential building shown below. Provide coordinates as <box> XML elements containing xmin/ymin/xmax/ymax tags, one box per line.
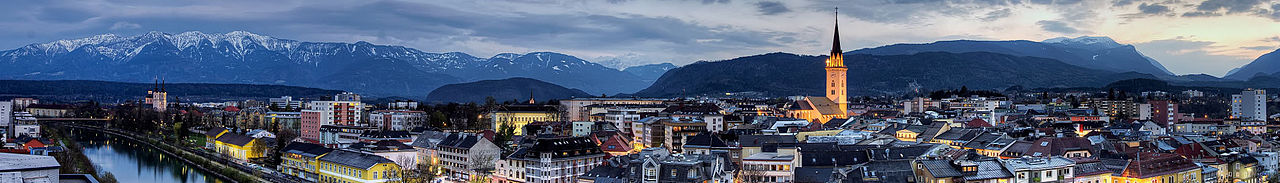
<box><xmin>1232</xmin><ymin>89</ymin><xmax>1267</xmax><ymax>121</ymax></box>
<box><xmin>280</xmin><ymin>142</ymin><xmax>334</xmax><ymax>182</ymax></box>
<box><xmin>501</xmin><ymin>136</ymin><xmax>606</xmax><ymax>183</ymax></box>
<box><xmin>265</xmin><ymin>112</ymin><xmax>302</xmax><ymax>134</ymax></box>
<box><xmin>10</xmin><ymin>98</ymin><xmax>37</xmax><ymax>110</ymax></box>
<box><xmin>269</xmin><ymin>96</ymin><xmax>303</xmax><ymax>109</ymax></box>
<box><xmin>561</xmin><ymin>98</ymin><xmax>665</xmax><ymax>121</ymax></box>
<box><xmin>317</xmin><ymin>150</ymin><xmax>402</xmax><ymax>183</ymax></box>
<box><xmin>0</xmin><ymin>101</ymin><xmax>10</xmax><ymax>140</ymax></box>
<box><xmin>349</xmin><ymin>140</ymin><xmax>417</xmax><ymax>169</ymax></box>
<box><xmin>1149</xmin><ymin>100</ymin><xmax>1180</xmax><ymax>126</ymax></box>
<box><xmin>435</xmin><ymin>133</ymin><xmax>502</xmax><ymax>181</ymax></box>
<box><xmin>578</xmin><ymin>148</ymin><xmax>733</xmax><ymax>183</ymax></box>
<box><xmin>301</xmin><ymin>100</ymin><xmax>363</xmax><ymax>141</ymax></box>
<box><xmin>11</xmin><ymin>112</ymin><xmax>39</xmax><ymax>138</ymax></box>
<box><xmin>1002</xmin><ymin>157</ymin><xmax>1075</xmax><ymax>183</ymax></box>
<box><xmin>368</xmin><ymin>110</ymin><xmax>426</xmax><ymax>131</ymax></box>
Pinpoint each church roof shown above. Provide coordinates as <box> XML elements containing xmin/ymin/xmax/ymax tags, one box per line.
<box><xmin>804</xmin><ymin>96</ymin><xmax>843</xmax><ymax>115</ymax></box>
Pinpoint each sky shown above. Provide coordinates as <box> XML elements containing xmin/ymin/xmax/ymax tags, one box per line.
<box><xmin>2</xmin><ymin>0</ymin><xmax>1279</xmax><ymax>76</ymax></box>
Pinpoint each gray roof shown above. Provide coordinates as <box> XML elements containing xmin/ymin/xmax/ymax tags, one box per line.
<box><xmin>318</xmin><ymin>150</ymin><xmax>395</xmax><ymax>169</ymax></box>
<box><xmin>282</xmin><ymin>142</ymin><xmax>333</xmax><ymax>158</ymax></box>
<box><xmin>0</xmin><ymin>153</ymin><xmax>59</xmax><ymax>171</ymax></box>
<box><xmin>964</xmin><ymin>160</ymin><xmax>1014</xmax><ymax>180</ymax></box>
<box><xmin>410</xmin><ymin>130</ymin><xmax>449</xmax><ymax>148</ymax></box>
<box><xmin>919</xmin><ymin>159</ymin><xmax>963</xmax><ymax>178</ymax></box>
<box><xmin>437</xmin><ymin>133</ymin><xmax>482</xmax><ymax>149</ymax></box>
<box><xmin>215</xmin><ymin>132</ymin><xmax>255</xmax><ymax>146</ymax></box>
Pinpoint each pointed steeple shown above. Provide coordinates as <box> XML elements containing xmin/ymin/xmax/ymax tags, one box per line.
<box><xmin>831</xmin><ymin>7</ymin><xmax>842</xmax><ymax>55</ymax></box>
<box><xmin>527</xmin><ymin>90</ymin><xmax>536</xmax><ymax>104</ymax></box>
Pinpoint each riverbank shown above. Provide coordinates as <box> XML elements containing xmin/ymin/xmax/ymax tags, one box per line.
<box><xmin>44</xmin><ymin>124</ymin><xmax>116</xmax><ymax>183</ymax></box>
<box><xmin>61</xmin><ymin>124</ymin><xmax>267</xmax><ymax>183</ymax></box>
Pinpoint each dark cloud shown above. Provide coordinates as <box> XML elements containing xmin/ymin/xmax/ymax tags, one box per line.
<box><xmin>1264</xmin><ymin>36</ymin><xmax>1280</xmax><ymax>42</ymax></box>
<box><xmin>1113</xmin><ymin>0</ymin><xmax>1138</xmax><ymax>6</ymax></box>
<box><xmin>1036</xmin><ymin>20</ymin><xmax>1079</xmax><ymax>33</ymax></box>
<box><xmin>1181</xmin><ymin>11</ymin><xmax>1222</xmax><ymax>17</ymax></box>
<box><xmin>1194</xmin><ymin>0</ymin><xmax>1265</xmax><ymax>13</ymax></box>
<box><xmin>1138</xmin><ymin>3</ymin><xmax>1173</xmax><ymax>15</ymax></box>
<box><xmin>1241</xmin><ymin>46</ymin><xmax>1276</xmax><ymax>50</ymax></box>
<box><xmin>755</xmin><ymin>1</ymin><xmax>791</xmax><ymax>15</ymax></box>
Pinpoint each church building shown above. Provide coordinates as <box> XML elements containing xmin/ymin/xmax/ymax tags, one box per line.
<box><xmin>784</xmin><ymin>11</ymin><xmax>849</xmax><ymax>123</ymax></box>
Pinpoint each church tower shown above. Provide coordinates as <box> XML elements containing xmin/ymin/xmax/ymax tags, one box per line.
<box><xmin>825</xmin><ymin>8</ymin><xmax>848</xmax><ymax>115</ymax></box>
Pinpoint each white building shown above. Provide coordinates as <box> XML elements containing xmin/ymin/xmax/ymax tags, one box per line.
<box><xmin>1232</xmin><ymin>89</ymin><xmax>1268</xmax><ymax>121</ymax></box>
<box><xmin>11</xmin><ymin>112</ymin><xmax>39</xmax><ymax>138</ymax></box>
<box><xmin>268</xmin><ymin>96</ymin><xmax>303</xmax><ymax>109</ymax></box>
<box><xmin>500</xmin><ymin>136</ymin><xmax>605</xmax><ymax>183</ymax></box>
<box><xmin>0</xmin><ymin>153</ymin><xmax>60</xmax><ymax>183</ymax></box>
<box><xmin>1002</xmin><ymin>157</ymin><xmax>1075</xmax><ymax>183</ymax></box>
<box><xmin>367</xmin><ymin>110</ymin><xmax>426</xmax><ymax>131</ymax></box>
<box><xmin>435</xmin><ymin>133</ymin><xmax>501</xmax><ymax>182</ymax></box>
<box><xmin>0</xmin><ymin>101</ymin><xmax>10</xmax><ymax>140</ymax></box>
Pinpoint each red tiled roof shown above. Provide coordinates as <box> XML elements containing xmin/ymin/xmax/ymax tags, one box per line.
<box><xmin>1120</xmin><ymin>152</ymin><xmax>1199</xmax><ymax>179</ymax></box>
<box><xmin>965</xmin><ymin>118</ymin><xmax>992</xmax><ymax>127</ymax></box>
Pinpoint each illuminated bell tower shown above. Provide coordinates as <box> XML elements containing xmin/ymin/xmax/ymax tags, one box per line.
<box><xmin>826</xmin><ymin>8</ymin><xmax>848</xmax><ymax>115</ymax></box>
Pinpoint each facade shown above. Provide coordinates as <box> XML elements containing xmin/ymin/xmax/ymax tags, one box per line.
<box><xmin>561</xmin><ymin>98</ymin><xmax>665</xmax><ymax>121</ymax></box>
<box><xmin>1111</xmin><ymin>152</ymin><xmax>1201</xmax><ymax>183</ymax></box>
<box><xmin>368</xmin><ymin>110</ymin><xmax>426</xmax><ymax>131</ymax></box>
<box><xmin>11</xmin><ymin>112</ymin><xmax>39</xmax><ymax>138</ymax></box>
<box><xmin>1149</xmin><ymin>100</ymin><xmax>1180</xmax><ymax>125</ymax></box>
<box><xmin>269</xmin><ymin>96</ymin><xmax>304</xmax><ymax>109</ymax></box>
<box><xmin>10</xmin><ymin>98</ymin><xmax>37</xmax><ymax>110</ymax></box>
<box><xmin>435</xmin><ymin>133</ymin><xmax>502</xmax><ymax>181</ymax></box>
<box><xmin>301</xmin><ymin>101</ymin><xmax>363</xmax><ymax>141</ymax></box>
<box><xmin>1231</xmin><ymin>89</ymin><xmax>1267</xmax><ymax>121</ymax></box>
<box><xmin>24</xmin><ymin>104</ymin><xmax>69</xmax><ymax>117</ymax></box>
<box><xmin>317</xmin><ymin>150</ymin><xmax>402</xmax><ymax>183</ymax></box>
<box><xmin>213</xmin><ymin>132</ymin><xmax>266</xmax><ymax>161</ymax></box>
<box><xmin>265</xmin><ymin>112</ymin><xmax>302</xmax><ymax>134</ymax></box>
<box><xmin>0</xmin><ymin>101</ymin><xmax>11</xmax><ymax>140</ymax></box>
<box><xmin>488</xmin><ymin>105</ymin><xmax>561</xmax><ymax>136</ymax></box>
<box><xmin>579</xmin><ymin>148</ymin><xmax>733</xmax><ymax>183</ymax></box>
<box><xmin>501</xmin><ymin>136</ymin><xmax>606</xmax><ymax>183</ymax></box>
<box><xmin>145</xmin><ymin>79</ymin><xmax>168</xmax><ymax>112</ymax></box>
<box><xmin>1001</xmin><ymin>157</ymin><xmax>1075</xmax><ymax>183</ymax></box>
<box><xmin>280</xmin><ymin>142</ymin><xmax>334</xmax><ymax>182</ymax></box>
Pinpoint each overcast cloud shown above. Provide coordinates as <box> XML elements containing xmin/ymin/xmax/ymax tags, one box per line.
<box><xmin>2</xmin><ymin>0</ymin><xmax>1279</xmax><ymax>76</ymax></box>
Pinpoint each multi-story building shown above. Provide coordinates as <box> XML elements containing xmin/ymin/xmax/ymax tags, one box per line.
<box><xmin>500</xmin><ymin>136</ymin><xmax>606</xmax><ymax>183</ymax></box>
<box><xmin>435</xmin><ymin>133</ymin><xmax>502</xmax><ymax>181</ymax></box>
<box><xmin>280</xmin><ymin>142</ymin><xmax>334</xmax><ymax>182</ymax></box>
<box><xmin>1149</xmin><ymin>100</ymin><xmax>1180</xmax><ymax>126</ymax></box>
<box><xmin>1001</xmin><ymin>157</ymin><xmax>1075</xmax><ymax>183</ymax></box>
<box><xmin>488</xmin><ymin>105</ymin><xmax>560</xmax><ymax>136</ymax></box>
<box><xmin>265</xmin><ymin>112</ymin><xmax>302</xmax><ymax>134</ymax></box>
<box><xmin>269</xmin><ymin>96</ymin><xmax>303</xmax><ymax>109</ymax></box>
<box><xmin>0</xmin><ymin>101</ymin><xmax>13</xmax><ymax>140</ymax></box>
<box><xmin>301</xmin><ymin>100</ymin><xmax>363</xmax><ymax>141</ymax></box>
<box><xmin>368</xmin><ymin>110</ymin><xmax>426</xmax><ymax>131</ymax></box>
<box><xmin>10</xmin><ymin>98</ymin><xmax>37</xmax><ymax>110</ymax></box>
<box><xmin>578</xmin><ymin>148</ymin><xmax>733</xmax><ymax>183</ymax></box>
<box><xmin>349</xmin><ymin>140</ymin><xmax>418</xmax><ymax>169</ymax></box>
<box><xmin>316</xmin><ymin>149</ymin><xmax>402</xmax><ymax>183</ymax></box>
<box><xmin>11</xmin><ymin>112</ymin><xmax>39</xmax><ymax>138</ymax></box>
<box><xmin>334</xmin><ymin>92</ymin><xmax>362</xmax><ymax>102</ymax></box>
<box><xmin>318</xmin><ymin>125</ymin><xmax>376</xmax><ymax>148</ymax></box>
<box><xmin>1232</xmin><ymin>89</ymin><xmax>1267</xmax><ymax>121</ymax></box>
<box><xmin>561</xmin><ymin>98</ymin><xmax>666</xmax><ymax>121</ymax></box>
<box><xmin>389</xmin><ymin>100</ymin><xmax>419</xmax><ymax>110</ymax></box>
<box><xmin>24</xmin><ymin>104</ymin><xmax>69</xmax><ymax>118</ymax></box>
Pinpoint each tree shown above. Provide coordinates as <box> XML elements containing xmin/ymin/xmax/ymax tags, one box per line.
<box><xmin>495</xmin><ymin>122</ymin><xmax>516</xmax><ymax>148</ymax></box>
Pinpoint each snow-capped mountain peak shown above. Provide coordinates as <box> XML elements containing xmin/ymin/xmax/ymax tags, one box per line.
<box><xmin>1043</xmin><ymin>36</ymin><xmax>1124</xmax><ymax>50</ymax></box>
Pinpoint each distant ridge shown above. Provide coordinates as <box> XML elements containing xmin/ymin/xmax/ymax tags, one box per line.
<box><xmin>0</xmin><ymin>80</ymin><xmax>343</xmax><ymax>102</ymax></box>
<box><xmin>426</xmin><ymin>77</ymin><xmax>593</xmax><ymax>103</ymax></box>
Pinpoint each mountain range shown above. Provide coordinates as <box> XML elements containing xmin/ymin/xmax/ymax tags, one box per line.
<box><xmin>4</xmin><ymin>32</ymin><xmax>1279</xmax><ymax>99</ymax></box>
<box><xmin>0</xmin><ymin>31</ymin><xmax>652</xmax><ymax>97</ymax></box>
<box><xmin>1225</xmin><ymin>48</ymin><xmax>1280</xmax><ymax>80</ymax></box>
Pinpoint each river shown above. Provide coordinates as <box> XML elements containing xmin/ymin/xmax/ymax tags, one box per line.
<box><xmin>68</xmin><ymin>128</ymin><xmax>231</xmax><ymax>183</ymax></box>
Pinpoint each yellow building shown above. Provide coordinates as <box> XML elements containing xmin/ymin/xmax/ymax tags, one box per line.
<box><xmin>280</xmin><ymin>142</ymin><xmax>334</xmax><ymax>182</ymax></box>
<box><xmin>795</xmin><ymin>130</ymin><xmax>842</xmax><ymax>142</ymax></box>
<box><xmin>214</xmin><ymin>132</ymin><xmax>266</xmax><ymax>161</ymax></box>
<box><xmin>488</xmin><ymin>105</ymin><xmax>560</xmax><ymax>135</ymax></box>
<box><xmin>317</xmin><ymin>150</ymin><xmax>403</xmax><ymax>183</ymax></box>
<box><xmin>204</xmin><ymin>127</ymin><xmax>228</xmax><ymax>148</ymax></box>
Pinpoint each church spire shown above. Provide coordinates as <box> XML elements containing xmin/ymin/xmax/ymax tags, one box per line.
<box><xmin>826</xmin><ymin>7</ymin><xmax>845</xmax><ymax>68</ymax></box>
<box><xmin>831</xmin><ymin>7</ymin><xmax>841</xmax><ymax>55</ymax></box>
